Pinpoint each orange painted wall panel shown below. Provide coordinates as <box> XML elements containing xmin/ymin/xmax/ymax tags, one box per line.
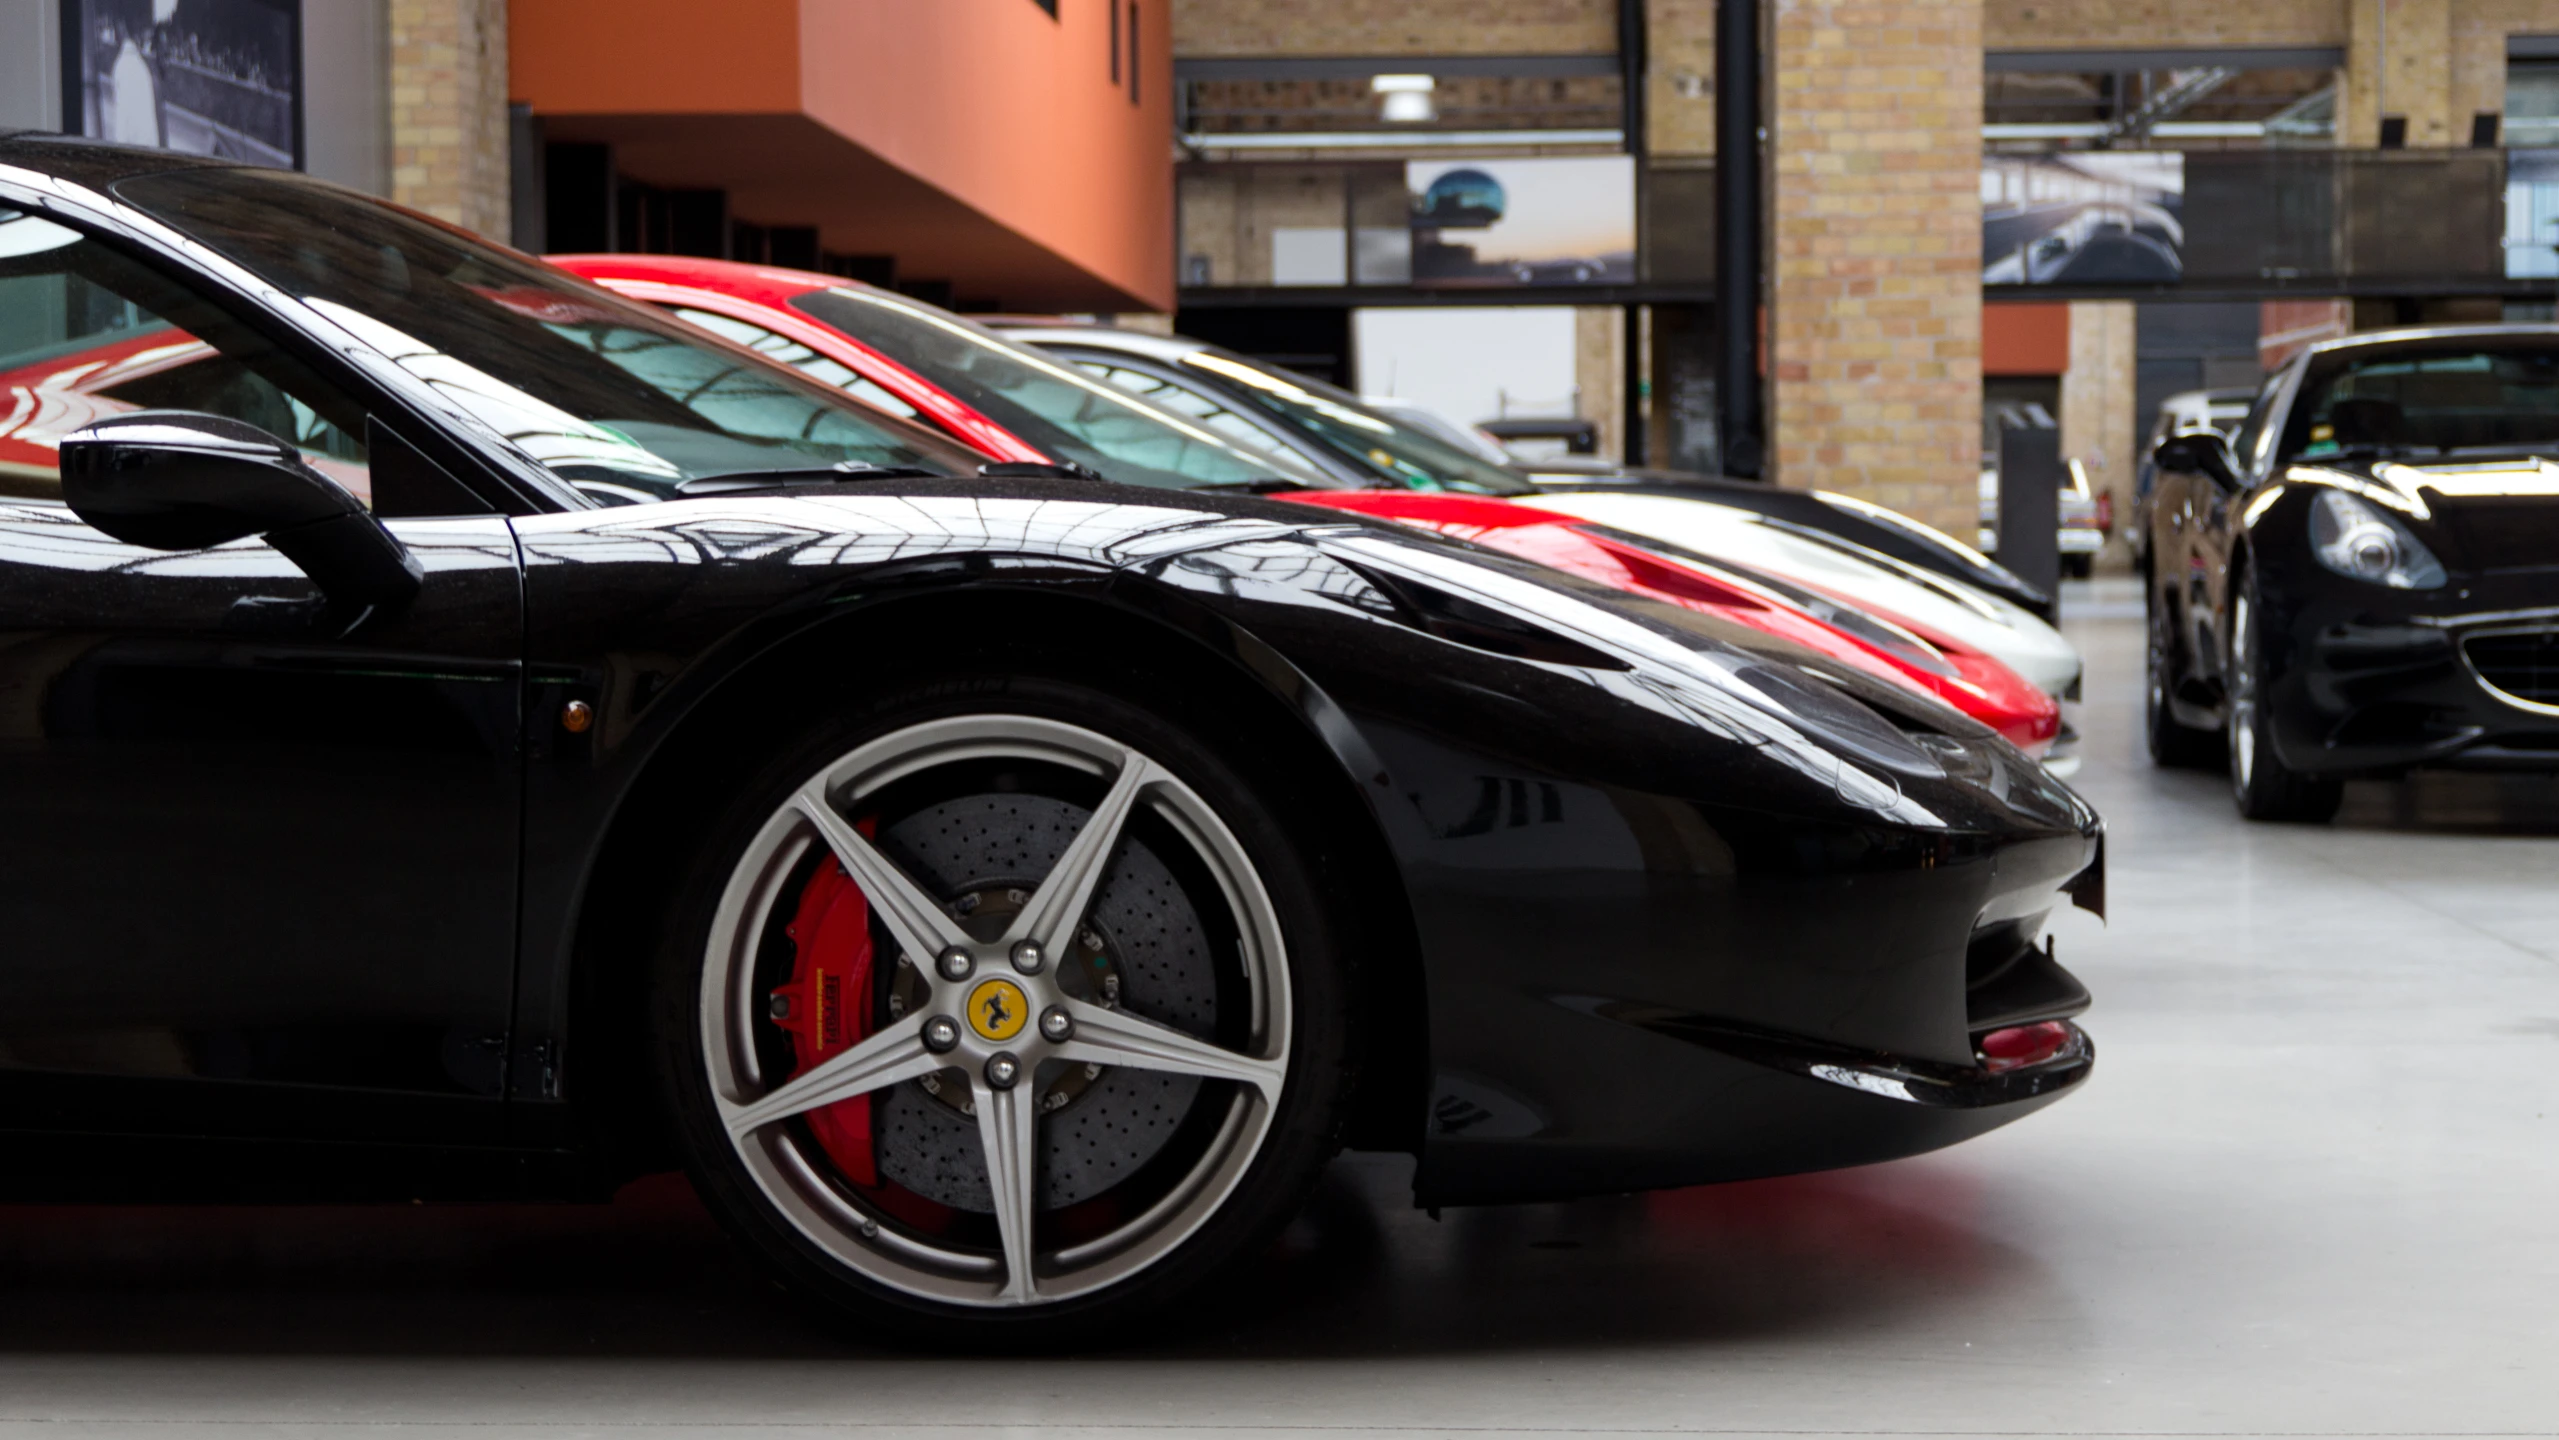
<box><xmin>796</xmin><ymin>0</ymin><xmax>1173</xmax><ymax>311</ymax></box>
<box><xmin>512</xmin><ymin>0</ymin><xmax>1173</xmax><ymax>309</ymax></box>
<box><xmin>511</xmin><ymin>0</ymin><xmax>802</xmax><ymax>114</ymax></box>
<box><xmin>1983</xmin><ymin>301</ymin><xmax>2070</xmax><ymax>376</ymax></box>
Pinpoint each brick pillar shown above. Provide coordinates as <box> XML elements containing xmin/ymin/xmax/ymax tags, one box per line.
<box><xmin>1769</xmin><ymin>0</ymin><xmax>1982</xmax><ymax>539</ymax></box>
<box><xmin>1574</xmin><ymin>306</ymin><xmax>1626</xmax><ymax>461</ymax></box>
<box><xmin>2345</xmin><ymin>0</ymin><xmax>2452</xmax><ymax>147</ymax></box>
<box><xmin>2060</xmin><ymin>300</ymin><xmax>2135</xmax><ymax>573</ymax></box>
<box><xmin>390</xmin><ymin>0</ymin><xmax>511</xmax><ymax>239</ymax></box>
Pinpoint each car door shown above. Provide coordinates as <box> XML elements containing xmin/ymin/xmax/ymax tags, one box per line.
<box><xmin>0</xmin><ymin>204</ymin><xmax>523</xmax><ymax>1146</ymax></box>
<box><xmin>2191</xmin><ymin>369</ymin><xmax>2294</xmax><ymax>693</ymax></box>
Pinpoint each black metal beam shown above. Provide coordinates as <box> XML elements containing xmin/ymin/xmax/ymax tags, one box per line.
<box><xmin>1987</xmin><ymin>45</ymin><xmax>2343</xmax><ymax>73</ymax></box>
<box><xmin>1988</xmin><ymin>281</ymin><xmax>2542</xmax><ymax>302</ymax></box>
<box><xmin>1715</xmin><ymin>0</ymin><xmax>1765</xmax><ymax>478</ymax></box>
<box><xmin>1179</xmin><ymin>283</ymin><xmax>1720</xmax><ymax>309</ymax></box>
<box><xmin>1174</xmin><ymin>54</ymin><xmax>1621</xmax><ymax>82</ymax></box>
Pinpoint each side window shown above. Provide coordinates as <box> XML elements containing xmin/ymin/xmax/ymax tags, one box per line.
<box><xmin>1079</xmin><ymin>360</ymin><xmax>1283</xmax><ymax>451</ymax></box>
<box><xmin>0</xmin><ymin>208</ymin><xmax>374</xmax><ymax>507</ymax></box>
<box><xmin>669</xmin><ymin>306</ymin><xmax>922</xmax><ymax>422</ymax></box>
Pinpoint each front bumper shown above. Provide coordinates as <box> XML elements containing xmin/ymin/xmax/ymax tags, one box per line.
<box><xmin>1420</xmin><ymin>1010</ymin><xmax>2094</xmax><ymax>1206</ymax></box>
<box><xmin>2266</xmin><ymin>584</ymin><xmax>2559</xmax><ymax>775</ymax></box>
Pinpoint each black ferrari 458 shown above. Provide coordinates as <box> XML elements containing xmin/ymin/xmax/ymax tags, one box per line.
<box><xmin>0</xmin><ymin>136</ymin><xmax>2099</xmax><ymax>1342</ymax></box>
<box><xmin>2145</xmin><ymin>325</ymin><xmax>2559</xmax><ymax>821</ymax></box>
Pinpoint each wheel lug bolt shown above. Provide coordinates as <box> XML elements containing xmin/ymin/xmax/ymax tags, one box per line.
<box><xmin>936</xmin><ymin>947</ymin><xmax>974</xmax><ymax>982</ymax></box>
<box><xmin>1039</xmin><ymin>1006</ymin><xmax>1074</xmax><ymax>1042</ymax></box>
<box><xmin>1011</xmin><ymin>940</ymin><xmax>1045</xmax><ymax>975</ymax></box>
<box><xmin>984</xmin><ymin>1052</ymin><xmax>1022</xmax><ymax>1089</ymax></box>
<box><xmin>922</xmin><ymin>1016</ymin><xmax>961</xmax><ymax>1053</ymax></box>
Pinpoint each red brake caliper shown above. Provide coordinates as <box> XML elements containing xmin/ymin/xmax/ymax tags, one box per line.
<box><xmin>767</xmin><ymin>844</ymin><xmax>881</xmax><ymax>1186</ymax></box>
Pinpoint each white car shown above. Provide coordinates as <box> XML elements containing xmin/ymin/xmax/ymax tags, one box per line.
<box><xmin>1520</xmin><ymin>488</ymin><xmax>2086</xmax><ymax>703</ymax></box>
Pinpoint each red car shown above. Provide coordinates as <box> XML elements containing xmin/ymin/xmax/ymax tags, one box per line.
<box><xmin>549</xmin><ymin>256</ymin><xmax>2060</xmax><ymax>751</ymax></box>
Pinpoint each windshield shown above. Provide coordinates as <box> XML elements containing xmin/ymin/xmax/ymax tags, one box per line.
<box><xmin>111</xmin><ymin>169</ymin><xmax>981</xmax><ymax>504</ymax></box>
<box><xmin>789</xmin><ymin>290</ymin><xmax>1335</xmax><ymax>492</ymax></box>
<box><xmin>1173</xmin><ymin>349</ymin><xmax>1535</xmax><ymax>496</ymax></box>
<box><xmin>2283</xmin><ymin>344</ymin><xmax>2559</xmax><ymax>462</ymax></box>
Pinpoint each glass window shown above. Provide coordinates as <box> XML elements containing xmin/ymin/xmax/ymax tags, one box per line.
<box><xmin>1078</xmin><ymin>360</ymin><xmax>1299</xmax><ymax>452</ymax></box>
<box><xmin>2233</xmin><ymin>367</ymin><xmax>2289</xmax><ymax>477</ymax></box>
<box><xmin>786</xmin><ymin>289</ymin><xmax>1334</xmax><ymax>491</ymax></box>
<box><xmin>111</xmin><ymin>170</ymin><xmax>983</xmax><ymax>505</ymax></box>
<box><xmin>668</xmin><ymin>306</ymin><xmax>923</xmax><ymax>422</ymax></box>
<box><xmin>2506</xmin><ymin>62</ymin><xmax>2559</xmax><ymax>148</ymax></box>
<box><xmin>2280</xmin><ymin>345</ymin><xmax>2559</xmax><ymax>461</ymax></box>
<box><xmin>0</xmin><ymin>207</ymin><xmax>370</xmax><ymax>505</ymax></box>
<box><xmin>1170</xmin><ymin>347</ymin><xmax>1535</xmax><ymax>497</ymax></box>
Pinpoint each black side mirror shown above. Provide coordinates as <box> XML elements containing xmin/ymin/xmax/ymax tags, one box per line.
<box><xmin>2152</xmin><ymin>427</ymin><xmax>2241</xmax><ymax>491</ymax></box>
<box><xmin>60</xmin><ymin>411</ymin><xmax>422</xmax><ymax>626</ymax></box>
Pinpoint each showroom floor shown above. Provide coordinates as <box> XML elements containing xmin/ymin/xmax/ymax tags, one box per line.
<box><xmin>2</xmin><ymin>581</ymin><xmax>2555</xmax><ymax>1438</ymax></box>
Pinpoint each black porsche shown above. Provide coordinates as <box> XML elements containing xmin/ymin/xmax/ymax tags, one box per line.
<box><xmin>2144</xmin><ymin>325</ymin><xmax>2559</xmax><ymax>821</ymax></box>
<box><xmin>0</xmin><ymin>136</ymin><xmax>2099</xmax><ymax>1341</ymax></box>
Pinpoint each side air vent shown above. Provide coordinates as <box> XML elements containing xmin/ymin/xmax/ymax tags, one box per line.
<box><xmin>1964</xmin><ymin>923</ymin><xmax>2092</xmax><ymax>1031</ymax></box>
<box><xmin>1351</xmin><ymin>566</ymin><xmax>1632</xmax><ymax>671</ymax></box>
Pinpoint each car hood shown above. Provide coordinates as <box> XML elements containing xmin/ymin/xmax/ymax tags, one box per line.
<box><xmin>2282</xmin><ymin>455</ymin><xmax>2559</xmax><ymax>572</ymax></box>
<box><xmin>510</xmin><ymin>483</ymin><xmax>2085</xmax><ymax>833</ymax></box>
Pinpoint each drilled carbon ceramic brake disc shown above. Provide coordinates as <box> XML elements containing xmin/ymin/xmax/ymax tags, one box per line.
<box><xmin>870</xmin><ymin>793</ymin><xmax>1217</xmax><ymax>1211</ymax></box>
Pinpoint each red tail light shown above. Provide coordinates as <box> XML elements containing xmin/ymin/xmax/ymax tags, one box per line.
<box><xmin>1977</xmin><ymin>1020</ymin><xmax>2071</xmax><ymax>1073</ymax></box>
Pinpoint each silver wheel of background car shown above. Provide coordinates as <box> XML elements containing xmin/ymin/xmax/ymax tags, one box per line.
<box><xmin>2228</xmin><ymin>589</ymin><xmax>2259</xmax><ymax>794</ymax></box>
<box><xmin>2225</xmin><ymin>574</ymin><xmax>2344</xmax><ymax>823</ymax></box>
<box><xmin>698</xmin><ymin>714</ymin><xmax>1291</xmax><ymax>1309</ymax></box>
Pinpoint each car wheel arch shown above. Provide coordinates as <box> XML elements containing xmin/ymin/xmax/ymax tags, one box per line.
<box><xmin>550</xmin><ymin>584</ymin><xmax>1431</xmax><ymax>1178</ymax></box>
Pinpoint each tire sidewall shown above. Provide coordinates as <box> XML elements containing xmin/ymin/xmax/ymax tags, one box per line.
<box><xmin>648</xmin><ymin>671</ymin><xmax>1352</xmax><ymax>1347</ymax></box>
<box><xmin>2225</xmin><ymin>573</ymin><xmax>2343</xmax><ymax>823</ymax></box>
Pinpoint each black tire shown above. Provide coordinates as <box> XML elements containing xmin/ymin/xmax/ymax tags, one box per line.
<box><xmin>2226</xmin><ymin>572</ymin><xmax>2344</xmax><ymax>823</ymax></box>
<box><xmin>2145</xmin><ymin>592</ymin><xmax>2220</xmax><ymax>769</ymax></box>
<box><xmin>2061</xmin><ymin>553</ymin><xmax>2095</xmax><ymax>580</ymax></box>
<box><xmin>649</xmin><ymin>671</ymin><xmax>1353</xmax><ymax>1347</ymax></box>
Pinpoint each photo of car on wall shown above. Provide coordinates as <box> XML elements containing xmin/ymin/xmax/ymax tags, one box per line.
<box><xmin>1983</xmin><ymin>152</ymin><xmax>2183</xmax><ymax>285</ymax></box>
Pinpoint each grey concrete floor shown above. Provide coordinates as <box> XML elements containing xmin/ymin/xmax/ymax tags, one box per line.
<box><xmin>4</xmin><ymin>582</ymin><xmax>2557</xmax><ymax>1437</ymax></box>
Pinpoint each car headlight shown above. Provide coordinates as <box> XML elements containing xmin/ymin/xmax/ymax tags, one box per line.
<box><xmin>2308</xmin><ymin>489</ymin><xmax>2446</xmax><ymax>590</ymax></box>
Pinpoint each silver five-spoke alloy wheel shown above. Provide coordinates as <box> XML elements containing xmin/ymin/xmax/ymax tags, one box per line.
<box><xmin>699</xmin><ymin>714</ymin><xmax>1292</xmax><ymax>1308</ymax></box>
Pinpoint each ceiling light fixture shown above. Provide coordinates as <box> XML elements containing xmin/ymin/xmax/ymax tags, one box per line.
<box><xmin>1372</xmin><ymin>74</ymin><xmax>1438</xmax><ymax>124</ymax></box>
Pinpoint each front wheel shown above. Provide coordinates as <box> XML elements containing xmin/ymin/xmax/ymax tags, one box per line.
<box><xmin>653</xmin><ymin>678</ymin><xmax>1351</xmax><ymax>1343</ymax></box>
<box><xmin>2226</xmin><ymin>579</ymin><xmax>2343</xmax><ymax>823</ymax></box>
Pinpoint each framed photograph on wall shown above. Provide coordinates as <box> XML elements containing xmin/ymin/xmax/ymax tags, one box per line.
<box><xmin>61</xmin><ymin>0</ymin><xmax>302</xmax><ymax>170</ymax></box>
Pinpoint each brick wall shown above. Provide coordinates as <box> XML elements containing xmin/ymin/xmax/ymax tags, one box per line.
<box><xmin>1769</xmin><ymin>0</ymin><xmax>1983</xmax><ymax>537</ymax></box>
<box><xmin>2452</xmin><ymin>0</ymin><xmax>2559</xmax><ymax>143</ymax></box>
<box><xmin>2340</xmin><ymin>0</ymin><xmax>2451</xmax><ymax>146</ymax></box>
<box><xmin>391</xmin><ymin>0</ymin><xmax>510</xmax><ymax>239</ymax></box>
<box><xmin>1647</xmin><ymin>0</ymin><xmax>1717</xmax><ymax>157</ymax></box>
<box><xmin>1170</xmin><ymin>0</ymin><xmax>1615</xmax><ymax>57</ymax></box>
<box><xmin>1574</xmin><ymin>306</ymin><xmax>1626</xmax><ymax>458</ymax></box>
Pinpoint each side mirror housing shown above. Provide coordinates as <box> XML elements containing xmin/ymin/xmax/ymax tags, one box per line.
<box><xmin>60</xmin><ymin>411</ymin><xmax>422</xmax><ymax>619</ymax></box>
<box><xmin>2152</xmin><ymin>427</ymin><xmax>2241</xmax><ymax>491</ymax></box>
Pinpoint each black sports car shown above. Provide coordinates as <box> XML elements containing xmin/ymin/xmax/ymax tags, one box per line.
<box><xmin>0</xmin><ymin>136</ymin><xmax>2099</xmax><ymax>1341</ymax></box>
<box><xmin>2144</xmin><ymin>326</ymin><xmax>2559</xmax><ymax>821</ymax></box>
